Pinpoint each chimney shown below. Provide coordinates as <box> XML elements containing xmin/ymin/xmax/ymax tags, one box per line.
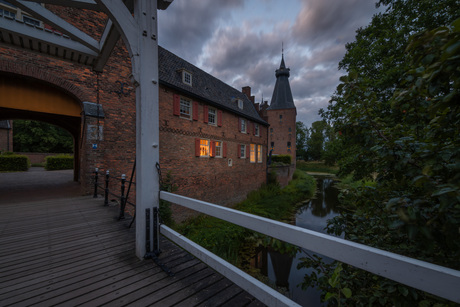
<box><xmin>242</xmin><ymin>86</ymin><xmax>251</xmax><ymax>99</ymax></box>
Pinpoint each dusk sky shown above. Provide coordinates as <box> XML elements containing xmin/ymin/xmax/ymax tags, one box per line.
<box><xmin>157</xmin><ymin>0</ymin><xmax>381</xmax><ymax>127</ymax></box>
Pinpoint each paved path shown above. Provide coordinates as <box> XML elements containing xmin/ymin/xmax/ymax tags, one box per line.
<box><xmin>0</xmin><ymin>167</ymin><xmax>80</xmax><ymax>204</ymax></box>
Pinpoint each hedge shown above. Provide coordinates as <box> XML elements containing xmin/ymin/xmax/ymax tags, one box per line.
<box><xmin>45</xmin><ymin>154</ymin><xmax>73</xmax><ymax>170</ymax></box>
<box><xmin>0</xmin><ymin>153</ymin><xmax>30</xmax><ymax>171</ymax></box>
<box><xmin>270</xmin><ymin>154</ymin><xmax>291</xmax><ymax>164</ymax></box>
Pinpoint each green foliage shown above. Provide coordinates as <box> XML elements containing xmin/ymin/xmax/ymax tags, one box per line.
<box><xmin>0</xmin><ymin>153</ymin><xmax>30</xmax><ymax>171</ymax></box>
<box><xmin>312</xmin><ymin>5</ymin><xmax>460</xmax><ymax>304</ymax></box>
<box><xmin>306</xmin><ymin>120</ymin><xmax>328</xmax><ymax>160</ymax></box>
<box><xmin>296</xmin><ymin>121</ymin><xmax>309</xmax><ymax>160</ymax></box>
<box><xmin>296</xmin><ymin>161</ymin><xmax>338</xmax><ymax>174</ymax></box>
<box><xmin>270</xmin><ymin>154</ymin><xmax>291</xmax><ymax>164</ymax></box>
<box><xmin>177</xmin><ymin>170</ymin><xmax>316</xmax><ymax>268</ymax></box>
<box><xmin>45</xmin><ymin>154</ymin><xmax>73</xmax><ymax>170</ymax></box>
<box><xmin>159</xmin><ymin>171</ymin><xmax>178</xmax><ymax>227</ymax></box>
<box><xmin>13</xmin><ymin>120</ymin><xmax>73</xmax><ymax>153</ymax></box>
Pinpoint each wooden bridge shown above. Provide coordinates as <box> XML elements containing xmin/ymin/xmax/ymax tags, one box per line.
<box><xmin>0</xmin><ymin>196</ymin><xmax>264</xmax><ymax>306</ymax></box>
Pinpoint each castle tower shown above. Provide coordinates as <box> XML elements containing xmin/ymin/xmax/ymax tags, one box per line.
<box><xmin>267</xmin><ymin>53</ymin><xmax>297</xmax><ymax>163</ymax></box>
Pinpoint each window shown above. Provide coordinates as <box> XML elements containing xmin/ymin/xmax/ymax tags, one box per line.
<box><xmin>270</xmin><ymin>128</ymin><xmax>273</xmax><ymax>133</ymax></box>
<box><xmin>270</xmin><ymin>142</ymin><xmax>274</xmax><ymax>150</ymax></box>
<box><xmin>182</xmin><ymin>71</ymin><xmax>192</xmax><ymax>86</ymax></box>
<box><xmin>288</xmin><ymin>127</ymin><xmax>292</xmax><ymax>132</ymax></box>
<box><xmin>23</xmin><ymin>16</ymin><xmax>40</xmax><ymax>27</ymax></box>
<box><xmin>239</xmin><ymin>144</ymin><xmax>246</xmax><ymax>158</ymax></box>
<box><xmin>255</xmin><ymin>123</ymin><xmax>260</xmax><ymax>136</ymax></box>
<box><xmin>287</xmin><ymin>141</ymin><xmax>291</xmax><ymax>151</ymax></box>
<box><xmin>0</xmin><ymin>8</ymin><xmax>15</xmax><ymax>19</ymax></box>
<box><xmin>180</xmin><ymin>97</ymin><xmax>191</xmax><ymax>119</ymax></box>
<box><xmin>257</xmin><ymin>145</ymin><xmax>262</xmax><ymax>163</ymax></box>
<box><xmin>237</xmin><ymin>99</ymin><xmax>243</xmax><ymax>109</ymax></box>
<box><xmin>279</xmin><ymin>114</ymin><xmax>283</xmax><ymax>120</ymax></box>
<box><xmin>250</xmin><ymin>144</ymin><xmax>256</xmax><ymax>163</ymax></box>
<box><xmin>200</xmin><ymin>139</ymin><xmax>209</xmax><ymax>157</ymax></box>
<box><xmin>215</xmin><ymin>141</ymin><xmax>222</xmax><ymax>158</ymax></box>
<box><xmin>208</xmin><ymin>107</ymin><xmax>216</xmax><ymax>125</ymax></box>
<box><xmin>240</xmin><ymin>118</ymin><xmax>247</xmax><ymax>133</ymax></box>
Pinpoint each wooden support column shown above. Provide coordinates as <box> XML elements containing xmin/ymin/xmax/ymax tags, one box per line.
<box><xmin>97</xmin><ymin>0</ymin><xmax>160</xmax><ymax>259</ymax></box>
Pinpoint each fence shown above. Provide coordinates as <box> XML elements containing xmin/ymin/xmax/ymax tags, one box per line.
<box><xmin>94</xmin><ymin>169</ymin><xmax>460</xmax><ymax>306</ymax></box>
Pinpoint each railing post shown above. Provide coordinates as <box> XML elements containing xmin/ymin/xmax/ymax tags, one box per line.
<box><xmin>119</xmin><ymin>174</ymin><xmax>126</xmax><ymax>220</ymax></box>
<box><xmin>104</xmin><ymin>170</ymin><xmax>109</xmax><ymax>206</ymax></box>
<box><xmin>93</xmin><ymin>168</ymin><xmax>99</xmax><ymax>198</ymax></box>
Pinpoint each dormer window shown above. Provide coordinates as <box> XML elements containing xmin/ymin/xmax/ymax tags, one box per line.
<box><xmin>181</xmin><ymin>70</ymin><xmax>192</xmax><ymax>86</ymax></box>
<box><xmin>237</xmin><ymin>99</ymin><xmax>243</xmax><ymax>110</ymax></box>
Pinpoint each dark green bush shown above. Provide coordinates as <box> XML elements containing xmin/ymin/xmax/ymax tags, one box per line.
<box><xmin>45</xmin><ymin>154</ymin><xmax>73</xmax><ymax>170</ymax></box>
<box><xmin>0</xmin><ymin>153</ymin><xmax>30</xmax><ymax>171</ymax></box>
<box><xmin>270</xmin><ymin>154</ymin><xmax>291</xmax><ymax>164</ymax></box>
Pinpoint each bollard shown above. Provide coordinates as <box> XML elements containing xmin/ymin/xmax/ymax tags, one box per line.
<box><xmin>104</xmin><ymin>170</ymin><xmax>110</xmax><ymax>206</ymax></box>
<box><xmin>93</xmin><ymin>168</ymin><xmax>99</xmax><ymax>198</ymax></box>
<box><xmin>119</xmin><ymin>174</ymin><xmax>126</xmax><ymax>220</ymax></box>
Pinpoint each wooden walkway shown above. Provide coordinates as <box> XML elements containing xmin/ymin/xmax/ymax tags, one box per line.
<box><xmin>0</xmin><ymin>196</ymin><xmax>265</xmax><ymax>307</ymax></box>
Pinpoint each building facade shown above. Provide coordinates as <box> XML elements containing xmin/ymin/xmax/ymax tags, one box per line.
<box><xmin>0</xmin><ymin>4</ymin><xmax>268</xmax><ymax>216</ymax></box>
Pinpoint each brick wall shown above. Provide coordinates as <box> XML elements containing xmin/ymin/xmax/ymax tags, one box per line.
<box><xmin>267</xmin><ymin>108</ymin><xmax>296</xmax><ymax>164</ymax></box>
<box><xmin>0</xmin><ymin>127</ymin><xmax>13</xmax><ymax>152</ymax></box>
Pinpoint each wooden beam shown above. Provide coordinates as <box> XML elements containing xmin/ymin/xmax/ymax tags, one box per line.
<box><xmin>8</xmin><ymin>0</ymin><xmax>100</xmax><ymax>53</ymax></box>
<box><xmin>93</xmin><ymin>19</ymin><xmax>120</xmax><ymax>72</ymax></box>
<box><xmin>20</xmin><ymin>0</ymin><xmax>101</xmax><ymax>11</ymax></box>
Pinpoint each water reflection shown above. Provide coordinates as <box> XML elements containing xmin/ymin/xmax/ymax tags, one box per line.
<box><xmin>263</xmin><ymin>176</ymin><xmax>341</xmax><ymax>306</ymax></box>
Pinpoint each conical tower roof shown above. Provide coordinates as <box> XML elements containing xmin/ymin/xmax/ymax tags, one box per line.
<box><xmin>268</xmin><ymin>54</ymin><xmax>295</xmax><ymax>110</ymax></box>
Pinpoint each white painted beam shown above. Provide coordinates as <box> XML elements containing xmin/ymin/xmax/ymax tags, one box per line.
<box><xmin>161</xmin><ymin>225</ymin><xmax>301</xmax><ymax>307</ymax></box>
<box><xmin>8</xmin><ymin>0</ymin><xmax>100</xmax><ymax>53</ymax></box>
<box><xmin>160</xmin><ymin>191</ymin><xmax>460</xmax><ymax>303</ymax></box>
<box><xmin>0</xmin><ymin>17</ymin><xmax>98</xmax><ymax>58</ymax></box>
<box><xmin>93</xmin><ymin>19</ymin><xmax>120</xmax><ymax>72</ymax></box>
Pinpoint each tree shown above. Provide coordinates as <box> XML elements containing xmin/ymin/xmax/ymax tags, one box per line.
<box><xmin>307</xmin><ymin>0</ymin><xmax>460</xmax><ymax>304</ymax></box>
<box><xmin>295</xmin><ymin>121</ymin><xmax>308</xmax><ymax>160</ymax></box>
<box><xmin>306</xmin><ymin>120</ymin><xmax>327</xmax><ymax>160</ymax></box>
<box><xmin>13</xmin><ymin>120</ymin><xmax>73</xmax><ymax>153</ymax></box>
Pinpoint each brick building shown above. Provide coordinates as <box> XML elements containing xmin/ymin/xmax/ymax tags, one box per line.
<box><xmin>0</xmin><ymin>3</ymin><xmax>268</xmax><ymax>213</ymax></box>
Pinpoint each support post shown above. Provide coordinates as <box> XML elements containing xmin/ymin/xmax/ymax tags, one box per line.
<box><xmin>93</xmin><ymin>168</ymin><xmax>99</xmax><ymax>198</ymax></box>
<box><xmin>104</xmin><ymin>170</ymin><xmax>109</xmax><ymax>206</ymax></box>
<box><xmin>133</xmin><ymin>0</ymin><xmax>160</xmax><ymax>258</ymax></box>
<box><xmin>119</xmin><ymin>174</ymin><xmax>126</xmax><ymax>220</ymax></box>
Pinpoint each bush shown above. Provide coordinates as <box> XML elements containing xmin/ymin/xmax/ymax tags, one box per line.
<box><xmin>45</xmin><ymin>154</ymin><xmax>73</xmax><ymax>170</ymax></box>
<box><xmin>0</xmin><ymin>153</ymin><xmax>30</xmax><ymax>171</ymax></box>
<box><xmin>270</xmin><ymin>154</ymin><xmax>291</xmax><ymax>164</ymax></box>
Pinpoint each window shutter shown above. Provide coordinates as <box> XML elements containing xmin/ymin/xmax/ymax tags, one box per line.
<box><xmin>210</xmin><ymin>141</ymin><xmax>216</xmax><ymax>157</ymax></box>
<box><xmin>195</xmin><ymin>138</ymin><xmax>200</xmax><ymax>157</ymax></box>
<box><xmin>223</xmin><ymin>142</ymin><xmax>227</xmax><ymax>158</ymax></box>
<box><xmin>203</xmin><ymin>105</ymin><xmax>208</xmax><ymax>123</ymax></box>
<box><xmin>246</xmin><ymin>144</ymin><xmax>250</xmax><ymax>159</ymax></box>
<box><xmin>217</xmin><ymin>110</ymin><xmax>222</xmax><ymax>127</ymax></box>
<box><xmin>237</xmin><ymin>144</ymin><xmax>241</xmax><ymax>158</ymax></box>
<box><xmin>173</xmin><ymin>94</ymin><xmax>180</xmax><ymax>116</ymax></box>
<box><xmin>193</xmin><ymin>101</ymin><xmax>199</xmax><ymax>120</ymax></box>
<box><xmin>238</xmin><ymin>118</ymin><xmax>241</xmax><ymax>132</ymax></box>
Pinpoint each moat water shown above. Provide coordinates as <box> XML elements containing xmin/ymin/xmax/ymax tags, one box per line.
<box><xmin>260</xmin><ymin>176</ymin><xmax>341</xmax><ymax>306</ymax></box>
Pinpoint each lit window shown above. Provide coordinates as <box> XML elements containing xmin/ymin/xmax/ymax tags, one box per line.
<box><xmin>240</xmin><ymin>118</ymin><xmax>247</xmax><ymax>133</ymax></box>
<box><xmin>200</xmin><ymin>139</ymin><xmax>209</xmax><ymax>157</ymax></box>
<box><xmin>180</xmin><ymin>98</ymin><xmax>191</xmax><ymax>119</ymax></box>
<box><xmin>208</xmin><ymin>107</ymin><xmax>216</xmax><ymax>125</ymax></box>
<box><xmin>255</xmin><ymin>124</ymin><xmax>260</xmax><ymax>136</ymax></box>
<box><xmin>257</xmin><ymin>145</ymin><xmax>262</xmax><ymax>163</ymax></box>
<box><xmin>250</xmin><ymin>144</ymin><xmax>256</xmax><ymax>163</ymax></box>
<box><xmin>215</xmin><ymin>141</ymin><xmax>222</xmax><ymax>158</ymax></box>
<box><xmin>240</xmin><ymin>144</ymin><xmax>246</xmax><ymax>158</ymax></box>
<box><xmin>182</xmin><ymin>71</ymin><xmax>192</xmax><ymax>86</ymax></box>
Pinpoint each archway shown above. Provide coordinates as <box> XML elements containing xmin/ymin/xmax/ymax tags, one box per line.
<box><xmin>0</xmin><ymin>73</ymin><xmax>82</xmax><ymax>182</ymax></box>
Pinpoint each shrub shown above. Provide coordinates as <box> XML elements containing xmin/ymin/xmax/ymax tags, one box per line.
<box><xmin>45</xmin><ymin>154</ymin><xmax>73</xmax><ymax>170</ymax></box>
<box><xmin>0</xmin><ymin>153</ymin><xmax>30</xmax><ymax>171</ymax></box>
<box><xmin>270</xmin><ymin>154</ymin><xmax>291</xmax><ymax>164</ymax></box>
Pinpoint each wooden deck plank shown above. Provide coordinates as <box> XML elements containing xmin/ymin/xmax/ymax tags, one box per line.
<box><xmin>0</xmin><ymin>196</ymin><xmax>266</xmax><ymax>307</ymax></box>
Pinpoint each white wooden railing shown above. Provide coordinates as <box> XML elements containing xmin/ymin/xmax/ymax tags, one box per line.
<box><xmin>160</xmin><ymin>191</ymin><xmax>460</xmax><ymax>306</ymax></box>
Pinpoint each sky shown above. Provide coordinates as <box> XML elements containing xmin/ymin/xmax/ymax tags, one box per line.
<box><xmin>158</xmin><ymin>0</ymin><xmax>381</xmax><ymax>128</ymax></box>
